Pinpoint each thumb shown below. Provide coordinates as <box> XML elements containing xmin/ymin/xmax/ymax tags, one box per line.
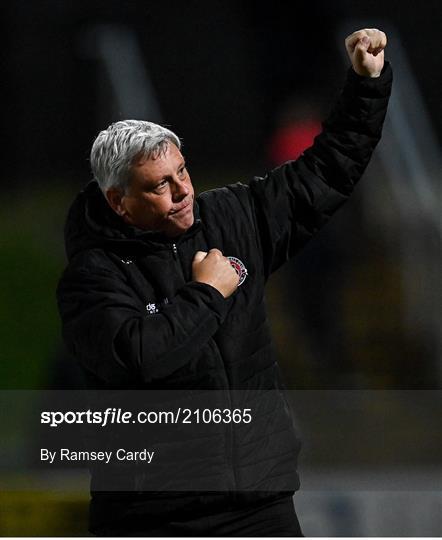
<box><xmin>356</xmin><ymin>36</ymin><xmax>370</xmax><ymax>53</ymax></box>
<box><xmin>354</xmin><ymin>36</ymin><xmax>370</xmax><ymax>65</ymax></box>
<box><xmin>193</xmin><ymin>251</ymin><xmax>207</xmax><ymax>264</ymax></box>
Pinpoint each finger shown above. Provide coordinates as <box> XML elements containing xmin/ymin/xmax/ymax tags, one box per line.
<box><xmin>193</xmin><ymin>251</ymin><xmax>207</xmax><ymax>264</ymax></box>
<box><xmin>208</xmin><ymin>248</ymin><xmax>223</xmax><ymax>257</ymax></box>
<box><xmin>358</xmin><ymin>36</ymin><xmax>370</xmax><ymax>50</ymax></box>
<box><xmin>363</xmin><ymin>29</ymin><xmax>387</xmax><ymax>52</ymax></box>
<box><xmin>345</xmin><ymin>30</ymin><xmax>368</xmax><ymax>52</ymax></box>
<box><xmin>346</xmin><ymin>29</ymin><xmax>387</xmax><ymax>53</ymax></box>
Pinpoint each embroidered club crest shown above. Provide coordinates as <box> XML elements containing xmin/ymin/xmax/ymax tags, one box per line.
<box><xmin>227</xmin><ymin>256</ymin><xmax>248</xmax><ymax>286</ymax></box>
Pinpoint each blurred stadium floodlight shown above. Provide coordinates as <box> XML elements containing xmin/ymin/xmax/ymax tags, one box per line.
<box><xmin>78</xmin><ymin>24</ymin><xmax>162</xmax><ymax>123</ymax></box>
<box><xmin>339</xmin><ymin>23</ymin><xmax>442</xmax><ymax>385</ymax></box>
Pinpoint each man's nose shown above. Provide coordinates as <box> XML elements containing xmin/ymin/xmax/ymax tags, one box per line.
<box><xmin>172</xmin><ymin>177</ymin><xmax>189</xmax><ymax>199</ymax></box>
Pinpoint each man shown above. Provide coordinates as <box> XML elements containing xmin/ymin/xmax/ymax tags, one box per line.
<box><xmin>57</xmin><ymin>29</ymin><xmax>392</xmax><ymax>536</ymax></box>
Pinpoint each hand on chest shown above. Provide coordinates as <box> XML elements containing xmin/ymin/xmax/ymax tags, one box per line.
<box><xmin>128</xmin><ymin>235</ymin><xmax>252</xmax><ymax>314</ymax></box>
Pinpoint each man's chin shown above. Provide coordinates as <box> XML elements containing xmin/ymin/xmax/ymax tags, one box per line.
<box><xmin>166</xmin><ymin>213</ymin><xmax>195</xmax><ymax>238</ymax></box>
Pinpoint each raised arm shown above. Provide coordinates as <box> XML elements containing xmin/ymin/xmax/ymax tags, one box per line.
<box><xmin>247</xmin><ymin>28</ymin><xmax>392</xmax><ymax>277</ymax></box>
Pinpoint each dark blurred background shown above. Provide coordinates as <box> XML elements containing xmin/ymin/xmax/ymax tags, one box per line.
<box><xmin>1</xmin><ymin>0</ymin><xmax>441</xmax><ymax>536</ymax></box>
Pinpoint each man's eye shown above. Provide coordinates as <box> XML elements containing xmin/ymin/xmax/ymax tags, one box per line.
<box><xmin>179</xmin><ymin>167</ymin><xmax>186</xmax><ymax>176</ymax></box>
<box><xmin>152</xmin><ymin>180</ymin><xmax>168</xmax><ymax>193</ymax></box>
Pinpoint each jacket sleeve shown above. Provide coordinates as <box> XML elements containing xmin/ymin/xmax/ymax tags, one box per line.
<box><xmin>57</xmin><ymin>266</ymin><xmax>230</xmax><ymax>386</ymax></box>
<box><xmin>248</xmin><ymin>63</ymin><xmax>393</xmax><ymax>278</ymax></box>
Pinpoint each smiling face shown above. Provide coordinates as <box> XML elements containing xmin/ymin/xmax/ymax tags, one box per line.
<box><xmin>106</xmin><ymin>143</ymin><xmax>195</xmax><ymax>237</ymax></box>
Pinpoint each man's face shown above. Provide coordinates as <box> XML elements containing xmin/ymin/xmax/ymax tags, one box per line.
<box><xmin>110</xmin><ymin>143</ymin><xmax>195</xmax><ymax>237</ymax></box>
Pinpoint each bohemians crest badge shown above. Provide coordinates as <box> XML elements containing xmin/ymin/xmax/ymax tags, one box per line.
<box><xmin>228</xmin><ymin>256</ymin><xmax>248</xmax><ymax>286</ymax></box>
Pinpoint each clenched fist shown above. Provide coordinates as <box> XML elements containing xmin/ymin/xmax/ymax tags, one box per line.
<box><xmin>192</xmin><ymin>249</ymin><xmax>239</xmax><ymax>298</ymax></box>
<box><xmin>345</xmin><ymin>28</ymin><xmax>387</xmax><ymax>78</ymax></box>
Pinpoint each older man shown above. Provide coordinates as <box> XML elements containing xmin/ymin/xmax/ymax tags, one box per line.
<box><xmin>57</xmin><ymin>29</ymin><xmax>392</xmax><ymax>536</ymax></box>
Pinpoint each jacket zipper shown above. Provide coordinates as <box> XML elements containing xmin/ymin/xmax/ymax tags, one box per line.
<box><xmin>171</xmin><ymin>243</ymin><xmax>185</xmax><ymax>282</ymax></box>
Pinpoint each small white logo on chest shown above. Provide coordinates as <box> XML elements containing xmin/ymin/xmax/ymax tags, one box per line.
<box><xmin>146</xmin><ymin>303</ymin><xmax>159</xmax><ymax>314</ymax></box>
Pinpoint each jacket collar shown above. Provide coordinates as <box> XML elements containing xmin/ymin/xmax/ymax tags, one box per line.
<box><xmin>64</xmin><ymin>181</ymin><xmax>202</xmax><ymax>260</ymax></box>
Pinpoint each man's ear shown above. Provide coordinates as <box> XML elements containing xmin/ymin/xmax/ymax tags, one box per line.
<box><xmin>105</xmin><ymin>188</ymin><xmax>126</xmax><ymax>217</ymax></box>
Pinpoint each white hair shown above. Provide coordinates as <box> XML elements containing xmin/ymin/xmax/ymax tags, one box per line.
<box><xmin>90</xmin><ymin>120</ymin><xmax>181</xmax><ymax>192</ymax></box>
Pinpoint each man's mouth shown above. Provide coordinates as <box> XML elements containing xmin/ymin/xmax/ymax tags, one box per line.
<box><xmin>171</xmin><ymin>200</ymin><xmax>192</xmax><ymax>215</ymax></box>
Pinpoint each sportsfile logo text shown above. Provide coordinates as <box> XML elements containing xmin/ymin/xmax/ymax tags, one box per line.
<box><xmin>41</xmin><ymin>407</ymin><xmax>253</xmax><ymax>427</ymax></box>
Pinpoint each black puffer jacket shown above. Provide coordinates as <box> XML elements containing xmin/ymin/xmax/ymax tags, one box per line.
<box><xmin>57</xmin><ymin>64</ymin><xmax>392</xmax><ymax>533</ymax></box>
